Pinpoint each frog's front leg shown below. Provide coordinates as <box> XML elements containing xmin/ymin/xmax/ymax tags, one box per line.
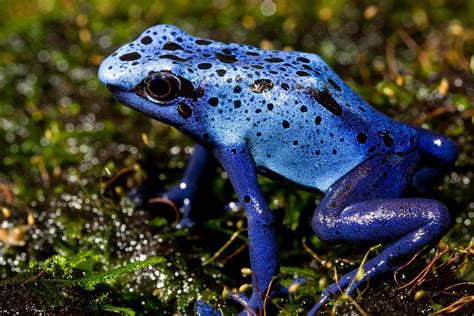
<box><xmin>129</xmin><ymin>144</ymin><xmax>214</xmax><ymax>227</ymax></box>
<box><xmin>214</xmin><ymin>144</ymin><xmax>280</xmax><ymax>313</ymax></box>
<box><xmin>308</xmin><ymin>151</ymin><xmax>451</xmax><ymax>315</ymax></box>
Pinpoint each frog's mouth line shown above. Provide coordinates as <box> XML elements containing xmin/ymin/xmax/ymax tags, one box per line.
<box><xmin>106</xmin><ymin>85</ymin><xmax>140</xmax><ymax>107</ymax></box>
<box><xmin>106</xmin><ymin>82</ymin><xmax>165</xmax><ymax>107</ymax></box>
<box><xmin>106</xmin><ymin>84</ymin><xmax>147</xmax><ymax>105</ymax></box>
<box><xmin>107</xmin><ymin>87</ymin><xmax>186</xmax><ymax>129</ymax></box>
<box><xmin>106</xmin><ymin>83</ymin><xmax>124</xmax><ymax>93</ymax></box>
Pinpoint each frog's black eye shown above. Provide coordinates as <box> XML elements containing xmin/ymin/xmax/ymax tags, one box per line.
<box><xmin>144</xmin><ymin>72</ymin><xmax>181</xmax><ymax>104</ymax></box>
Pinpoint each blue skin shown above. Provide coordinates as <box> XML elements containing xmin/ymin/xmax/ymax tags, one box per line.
<box><xmin>98</xmin><ymin>25</ymin><xmax>457</xmax><ymax>314</ymax></box>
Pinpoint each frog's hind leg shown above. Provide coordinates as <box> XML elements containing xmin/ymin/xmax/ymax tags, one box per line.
<box><xmin>308</xmin><ymin>151</ymin><xmax>451</xmax><ymax>315</ymax></box>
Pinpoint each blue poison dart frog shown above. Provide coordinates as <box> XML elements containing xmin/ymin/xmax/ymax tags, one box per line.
<box><xmin>98</xmin><ymin>25</ymin><xmax>457</xmax><ymax>315</ymax></box>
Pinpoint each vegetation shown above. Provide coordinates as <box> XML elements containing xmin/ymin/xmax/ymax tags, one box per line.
<box><xmin>0</xmin><ymin>0</ymin><xmax>472</xmax><ymax>314</ymax></box>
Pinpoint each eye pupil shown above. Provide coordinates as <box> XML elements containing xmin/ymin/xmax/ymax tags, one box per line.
<box><xmin>145</xmin><ymin>72</ymin><xmax>181</xmax><ymax>103</ymax></box>
<box><xmin>149</xmin><ymin>77</ymin><xmax>171</xmax><ymax>97</ymax></box>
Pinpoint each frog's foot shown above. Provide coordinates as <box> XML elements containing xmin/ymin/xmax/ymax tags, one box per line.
<box><xmin>127</xmin><ymin>185</ymin><xmax>197</xmax><ymax>228</ymax></box>
<box><xmin>131</xmin><ymin>144</ymin><xmax>214</xmax><ymax>227</ymax></box>
<box><xmin>307</xmin><ymin>256</ymin><xmax>392</xmax><ymax>315</ymax></box>
<box><xmin>194</xmin><ymin>299</ymin><xmax>221</xmax><ymax>316</ymax></box>
<box><xmin>227</xmin><ymin>290</ymin><xmax>263</xmax><ymax>316</ymax></box>
<box><xmin>194</xmin><ymin>292</ymin><xmax>251</xmax><ymax>316</ymax></box>
<box><xmin>228</xmin><ymin>290</ymin><xmax>251</xmax><ymax>310</ymax></box>
<box><xmin>195</xmin><ymin>276</ymin><xmax>307</xmax><ymax>314</ymax></box>
<box><xmin>152</xmin><ymin>187</ymin><xmax>198</xmax><ymax>228</ymax></box>
<box><xmin>193</xmin><ymin>292</ymin><xmax>250</xmax><ymax>316</ymax></box>
<box><xmin>223</xmin><ymin>279</ymin><xmax>305</xmax><ymax>315</ymax></box>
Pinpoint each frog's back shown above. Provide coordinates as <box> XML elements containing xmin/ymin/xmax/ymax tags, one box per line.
<box><xmin>207</xmin><ymin>47</ymin><xmax>419</xmax><ymax>192</ymax></box>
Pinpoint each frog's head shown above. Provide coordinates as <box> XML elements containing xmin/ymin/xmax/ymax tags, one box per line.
<box><xmin>99</xmin><ymin>25</ymin><xmax>214</xmax><ymax>141</ymax></box>
<box><xmin>99</xmin><ymin>24</ymin><xmax>303</xmax><ymax>145</ymax></box>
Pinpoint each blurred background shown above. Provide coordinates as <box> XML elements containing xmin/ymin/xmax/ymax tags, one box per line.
<box><xmin>0</xmin><ymin>0</ymin><xmax>473</xmax><ymax>314</ymax></box>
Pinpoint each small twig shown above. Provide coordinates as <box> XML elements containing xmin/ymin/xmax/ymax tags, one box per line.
<box><xmin>396</xmin><ymin>247</ymin><xmax>449</xmax><ymax>291</ymax></box>
<box><xmin>202</xmin><ymin>228</ymin><xmax>244</xmax><ymax>266</ymax></box>
<box><xmin>435</xmin><ymin>250</ymin><xmax>459</xmax><ymax>271</ymax></box>
<box><xmin>454</xmin><ymin>37</ymin><xmax>471</xmax><ymax>72</ymax></box>
<box><xmin>253</xmin><ymin>273</ymin><xmax>262</xmax><ymax>316</ymax></box>
<box><xmin>358</xmin><ymin>277</ymin><xmax>370</xmax><ymax>298</ymax></box>
<box><xmin>102</xmin><ymin>163</ymin><xmax>138</xmax><ymax>188</ymax></box>
<box><xmin>461</xmin><ymin>108</ymin><xmax>474</xmax><ymax>120</ymax></box>
<box><xmin>263</xmin><ymin>276</ymin><xmax>277</xmax><ymax>316</ymax></box>
<box><xmin>21</xmin><ymin>271</ymin><xmax>46</xmax><ymax>286</ymax></box>
<box><xmin>346</xmin><ymin>244</ymin><xmax>381</xmax><ymax>295</ymax></box>
<box><xmin>394</xmin><ymin>250</ymin><xmax>423</xmax><ymax>287</ymax></box>
<box><xmin>436</xmin><ymin>241</ymin><xmax>471</xmax><ymax>271</ymax></box>
<box><xmin>331</xmin><ymin>245</ymin><xmax>378</xmax><ymax>315</ymax></box>
<box><xmin>335</xmin><ymin>257</ymin><xmax>356</xmax><ymax>265</ymax></box>
<box><xmin>224</xmin><ymin>243</ymin><xmax>248</xmax><ymax>261</ymax></box>
<box><xmin>398</xmin><ymin>30</ymin><xmax>432</xmax><ymax>69</ymax></box>
<box><xmin>386</xmin><ymin>39</ymin><xmax>399</xmax><ymax>80</ymax></box>
<box><xmin>326</xmin><ymin>267</ymin><xmax>341</xmax><ymax>316</ymax></box>
<box><xmin>148</xmin><ymin>197</ymin><xmax>180</xmax><ymax>226</ymax></box>
<box><xmin>302</xmin><ymin>238</ymin><xmax>332</xmax><ymax>271</ymax></box>
<box><xmin>442</xmin><ymin>282</ymin><xmax>474</xmax><ymax>295</ymax></box>
<box><xmin>415</xmin><ymin>105</ymin><xmax>454</xmax><ymax>124</ymax></box>
<box><xmin>357</xmin><ymin>52</ymin><xmax>371</xmax><ymax>85</ymax></box>
<box><xmin>268</xmin><ymin>298</ymin><xmax>286</xmax><ymax>313</ymax></box>
<box><xmin>339</xmin><ymin>294</ymin><xmax>368</xmax><ymax>316</ymax></box>
<box><xmin>432</xmin><ymin>295</ymin><xmax>474</xmax><ymax>314</ymax></box>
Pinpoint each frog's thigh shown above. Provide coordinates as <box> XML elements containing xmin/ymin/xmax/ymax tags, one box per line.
<box><xmin>317</xmin><ymin>198</ymin><xmax>450</xmax><ymax>250</ymax></box>
<box><xmin>312</xmin><ymin>151</ymin><xmax>450</xmax><ymax>248</ymax></box>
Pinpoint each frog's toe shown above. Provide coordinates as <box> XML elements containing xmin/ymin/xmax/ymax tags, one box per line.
<box><xmin>307</xmin><ymin>282</ymin><xmax>341</xmax><ymax>316</ymax></box>
<box><xmin>195</xmin><ymin>299</ymin><xmax>221</xmax><ymax>316</ymax></box>
<box><xmin>227</xmin><ymin>289</ymin><xmax>250</xmax><ymax>305</ymax></box>
<box><xmin>164</xmin><ymin>196</ymin><xmax>197</xmax><ymax>229</ymax></box>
